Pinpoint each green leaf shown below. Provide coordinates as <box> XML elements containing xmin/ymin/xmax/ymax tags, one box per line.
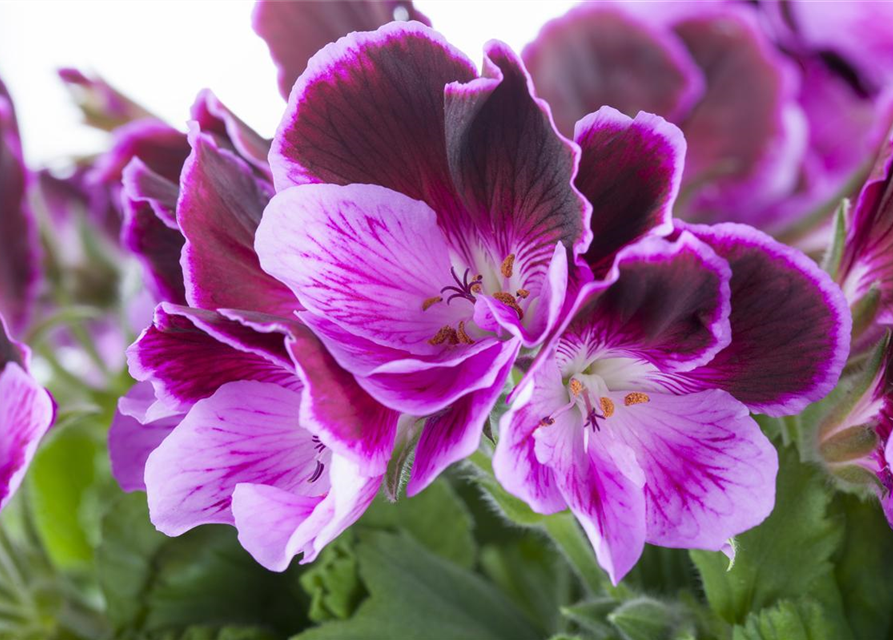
<box><xmin>820</xmin><ymin>198</ymin><xmax>848</xmax><ymax>280</ymax></box>
<box><xmin>834</xmin><ymin>495</ymin><xmax>893</xmax><ymax>638</ymax></box>
<box><xmin>26</xmin><ymin>421</ymin><xmax>100</xmax><ymax>570</ymax></box>
<box><xmin>690</xmin><ymin>446</ymin><xmax>850</xmax><ymax>637</ymax></box>
<box><xmin>623</xmin><ymin>545</ymin><xmax>698</xmax><ymax>598</ymax></box>
<box><xmin>359</xmin><ymin>479</ymin><xmax>476</xmax><ymax>568</ymax></box>
<box><xmin>560</xmin><ymin>598</ymin><xmax>619</xmax><ymax>637</ymax></box>
<box><xmin>299</xmin><ymin>533</ymin><xmax>364</xmax><ymax>623</ymax></box>
<box><xmin>732</xmin><ymin>599</ymin><xmax>837</xmax><ymax>640</ymax></box>
<box><xmin>608</xmin><ymin>597</ymin><xmax>686</xmax><ymax>640</ymax></box>
<box><xmin>466</xmin><ymin>450</ymin><xmax>547</xmax><ymax>526</ymax></box>
<box><xmin>294</xmin><ymin>531</ymin><xmax>540</xmax><ymax>640</ymax></box>
<box><xmin>119</xmin><ymin>625</ymin><xmax>279</xmax><ymax>640</ymax></box>
<box><xmin>97</xmin><ymin>493</ymin><xmax>307</xmax><ymax>636</ymax></box>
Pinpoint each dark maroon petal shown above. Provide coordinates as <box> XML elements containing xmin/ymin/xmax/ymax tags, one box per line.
<box><xmin>270</xmin><ymin>21</ymin><xmax>475</xmax><ymax>220</ymax></box>
<box><xmin>178</xmin><ymin>128</ymin><xmax>297</xmax><ymax>316</ymax></box>
<box><xmin>0</xmin><ymin>81</ymin><xmax>38</xmax><ymax>335</ymax></box>
<box><xmin>678</xmin><ymin>222</ymin><xmax>851</xmax><ymax>416</ymax></box>
<box><xmin>120</xmin><ymin>158</ymin><xmax>186</xmax><ymax>304</ymax></box>
<box><xmin>90</xmin><ymin>119</ymin><xmax>190</xmax><ymax>187</ymax></box>
<box><xmin>522</xmin><ymin>3</ymin><xmax>704</xmax><ymax>136</ymax></box>
<box><xmin>252</xmin><ymin>0</ymin><xmax>430</xmax><ymax>99</ymax></box>
<box><xmin>0</xmin><ymin>315</ymin><xmax>27</xmax><ymax>371</ymax></box>
<box><xmin>190</xmin><ymin>89</ymin><xmax>272</xmax><ymax>179</ymax></box>
<box><xmin>575</xmin><ymin>107</ymin><xmax>684</xmax><ymax>276</ymax></box>
<box><xmin>569</xmin><ymin>232</ymin><xmax>731</xmax><ymax>372</ymax></box>
<box><xmin>671</xmin><ymin>10</ymin><xmax>803</xmax><ymax>221</ymax></box>
<box><xmin>443</xmin><ymin>40</ymin><xmax>589</xmax><ymax>264</ymax></box>
<box><xmin>128</xmin><ymin>303</ymin><xmax>300</xmax><ymax>411</ymax></box>
<box><xmin>58</xmin><ymin>68</ymin><xmax>154</xmax><ymax>131</ymax></box>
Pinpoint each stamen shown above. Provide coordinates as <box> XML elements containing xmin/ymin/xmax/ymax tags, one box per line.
<box><xmin>308</xmin><ymin>460</ymin><xmax>325</xmax><ymax>483</ymax></box>
<box><xmin>539</xmin><ymin>416</ymin><xmax>555</xmax><ymax>427</ymax></box>
<box><xmin>493</xmin><ymin>292</ymin><xmax>524</xmax><ymax>319</ymax></box>
<box><xmin>516</xmin><ymin>288</ymin><xmax>529</xmax><ymax>299</ymax></box>
<box><xmin>470</xmin><ymin>282</ymin><xmax>483</xmax><ymax>294</ymax></box>
<box><xmin>624</xmin><ymin>392</ymin><xmax>650</xmax><ymax>406</ymax></box>
<box><xmin>569</xmin><ymin>378</ymin><xmax>584</xmax><ymax>397</ymax></box>
<box><xmin>457</xmin><ymin>321</ymin><xmax>475</xmax><ymax>344</ymax></box>
<box><xmin>422</xmin><ymin>296</ymin><xmax>443</xmax><ymax>311</ymax></box>
<box><xmin>501</xmin><ymin>254</ymin><xmax>515</xmax><ymax>278</ymax></box>
<box><xmin>600</xmin><ymin>397</ymin><xmax>615</xmax><ymax>418</ymax></box>
<box><xmin>429</xmin><ymin>325</ymin><xmax>459</xmax><ymax>346</ymax></box>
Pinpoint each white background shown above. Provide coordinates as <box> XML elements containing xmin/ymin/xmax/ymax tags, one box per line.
<box><xmin>0</xmin><ymin>1</ymin><xmax>576</xmax><ymax>166</ymax></box>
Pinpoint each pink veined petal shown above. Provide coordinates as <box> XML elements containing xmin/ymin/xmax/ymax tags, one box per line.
<box><xmin>252</xmin><ymin>0</ymin><xmax>430</xmax><ymax>100</ymax></box>
<box><xmin>574</xmin><ymin>107</ymin><xmax>683</xmax><ymax>276</ymax></box>
<box><xmin>0</xmin><ymin>362</ymin><xmax>55</xmax><ymax>511</ymax></box>
<box><xmin>534</xmin><ymin>415</ymin><xmax>647</xmax><ymax>585</ymax></box>
<box><xmin>522</xmin><ymin>2</ymin><xmax>704</xmax><ymax>136</ymax></box>
<box><xmin>677</xmin><ymin>222</ymin><xmax>851</xmax><ymax>416</ymax></box>
<box><xmin>145</xmin><ymin>381</ymin><xmax>328</xmax><ymax>536</ymax></box>
<box><xmin>406</xmin><ymin>337</ymin><xmax>520</xmax><ymax>496</ymax></box>
<box><xmin>493</xmin><ymin>355</ymin><xmax>568</xmax><ymax>514</ymax></box>
<box><xmin>605</xmin><ymin>388</ymin><xmax>777</xmax><ymax>550</ymax></box>
<box><xmin>256</xmin><ymin>182</ymin><xmax>464</xmax><ymax>355</ymax></box>
<box><xmin>178</xmin><ymin>125</ymin><xmax>297</xmax><ymax>317</ymax></box>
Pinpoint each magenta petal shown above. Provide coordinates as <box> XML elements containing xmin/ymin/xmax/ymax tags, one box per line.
<box><xmin>270</xmin><ymin>21</ymin><xmax>474</xmax><ymax>215</ymax></box>
<box><xmin>178</xmin><ymin>127</ymin><xmax>296</xmax><ymax>316</ymax></box>
<box><xmin>535</xmin><ymin>418</ymin><xmax>647</xmax><ymax>585</ymax></box>
<box><xmin>575</xmin><ymin>107</ymin><xmax>683</xmax><ymax>276</ymax></box>
<box><xmin>679</xmin><ymin>222</ymin><xmax>851</xmax><ymax>416</ymax></box>
<box><xmin>522</xmin><ymin>3</ymin><xmax>704</xmax><ymax>137</ymax></box>
<box><xmin>571</xmin><ymin>233</ymin><xmax>732</xmax><ymax>373</ymax></box>
<box><xmin>492</xmin><ymin>357</ymin><xmax>568</xmax><ymax>514</ymax></box>
<box><xmin>443</xmin><ymin>40</ymin><xmax>589</xmax><ymax>262</ymax></box>
<box><xmin>253</xmin><ymin>0</ymin><xmax>429</xmax><ymax>99</ymax></box>
<box><xmin>0</xmin><ymin>357</ymin><xmax>54</xmax><ymax>511</ymax></box>
<box><xmin>189</xmin><ymin>89</ymin><xmax>272</xmax><ymax>179</ymax></box>
<box><xmin>608</xmin><ymin>389</ymin><xmax>777</xmax><ymax>550</ymax></box>
<box><xmin>120</xmin><ymin>158</ymin><xmax>186</xmax><ymax>304</ymax></box>
<box><xmin>90</xmin><ymin>119</ymin><xmax>189</xmax><ymax>188</ymax></box>
<box><xmin>256</xmin><ymin>183</ymin><xmax>459</xmax><ymax>354</ymax></box>
<box><xmin>0</xmin><ymin>83</ymin><xmax>39</xmax><ymax>334</ymax></box>
<box><xmin>406</xmin><ymin>338</ymin><xmax>519</xmax><ymax>496</ymax></box>
<box><xmin>233</xmin><ymin>456</ymin><xmax>381</xmax><ymax>570</ymax></box>
<box><xmin>108</xmin><ymin>381</ymin><xmax>179</xmax><ymax>492</ymax></box>
<box><xmin>145</xmin><ymin>381</ymin><xmax>327</xmax><ymax>535</ymax></box>
<box><xmin>128</xmin><ymin>303</ymin><xmax>299</xmax><ymax>411</ymax></box>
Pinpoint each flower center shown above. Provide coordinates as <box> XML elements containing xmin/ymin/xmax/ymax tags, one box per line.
<box><xmin>538</xmin><ymin>375</ymin><xmax>650</xmax><ymax>432</ymax></box>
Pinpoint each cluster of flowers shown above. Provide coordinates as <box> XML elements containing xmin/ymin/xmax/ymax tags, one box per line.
<box><xmin>2</xmin><ymin>0</ymin><xmax>893</xmax><ymax>586</ymax></box>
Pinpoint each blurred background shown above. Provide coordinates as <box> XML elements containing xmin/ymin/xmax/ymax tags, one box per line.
<box><xmin>0</xmin><ymin>0</ymin><xmax>576</xmax><ymax>166</ymax></box>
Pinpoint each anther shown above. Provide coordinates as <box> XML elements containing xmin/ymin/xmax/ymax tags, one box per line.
<box><xmin>600</xmin><ymin>397</ymin><xmax>615</xmax><ymax>418</ymax></box>
<box><xmin>539</xmin><ymin>416</ymin><xmax>555</xmax><ymax>427</ymax></box>
<box><xmin>569</xmin><ymin>378</ymin><xmax>584</xmax><ymax>397</ymax></box>
<box><xmin>624</xmin><ymin>392</ymin><xmax>650</xmax><ymax>406</ymax></box>
<box><xmin>493</xmin><ymin>292</ymin><xmax>524</xmax><ymax>319</ymax></box>
<box><xmin>501</xmin><ymin>254</ymin><xmax>515</xmax><ymax>279</ymax></box>
<box><xmin>429</xmin><ymin>325</ymin><xmax>459</xmax><ymax>346</ymax></box>
<box><xmin>422</xmin><ymin>296</ymin><xmax>443</xmax><ymax>311</ymax></box>
<box><xmin>456</xmin><ymin>321</ymin><xmax>475</xmax><ymax>344</ymax></box>
<box><xmin>516</xmin><ymin>288</ymin><xmax>529</xmax><ymax>299</ymax></box>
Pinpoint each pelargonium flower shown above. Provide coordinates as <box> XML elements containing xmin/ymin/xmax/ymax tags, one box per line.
<box><xmin>0</xmin><ymin>315</ymin><xmax>54</xmax><ymax>512</ymax></box>
<box><xmin>0</xmin><ymin>77</ymin><xmax>40</xmax><ymax>335</ymax></box>
<box><xmin>116</xmin><ymin>112</ymin><xmax>400</xmax><ymax>570</ymax></box>
<box><xmin>493</xmin><ymin>107</ymin><xmax>851</xmax><ymax>584</ymax></box>
<box><xmin>522</xmin><ymin>1</ymin><xmax>893</xmax><ymax>233</ymax></box>
<box><xmin>255</xmin><ymin>22</ymin><xmax>590</xmax><ymax>496</ymax></box>
<box><xmin>252</xmin><ymin>0</ymin><xmax>429</xmax><ymax>99</ymax></box>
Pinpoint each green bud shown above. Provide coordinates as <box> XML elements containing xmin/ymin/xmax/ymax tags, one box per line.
<box><xmin>819</xmin><ymin>425</ymin><xmax>879</xmax><ymax>463</ymax></box>
<box><xmin>828</xmin><ymin>463</ymin><xmax>881</xmax><ymax>491</ymax></box>
<box><xmin>851</xmin><ymin>282</ymin><xmax>881</xmax><ymax>342</ymax></box>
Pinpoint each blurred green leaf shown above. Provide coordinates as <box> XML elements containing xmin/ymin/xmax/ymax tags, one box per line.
<box><xmin>690</xmin><ymin>447</ymin><xmax>851</xmax><ymax>638</ymax></box>
<box><xmin>294</xmin><ymin>531</ymin><xmax>539</xmax><ymax>640</ymax></box>
<box><xmin>298</xmin><ymin>533</ymin><xmax>363</xmax><ymax>624</ymax></box>
<box><xmin>732</xmin><ymin>599</ymin><xmax>838</xmax><ymax>640</ymax></box>
<box><xmin>608</xmin><ymin>597</ymin><xmax>686</xmax><ymax>640</ymax></box>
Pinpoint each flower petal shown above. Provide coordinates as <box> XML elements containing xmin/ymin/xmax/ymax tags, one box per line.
<box><xmin>678</xmin><ymin>222</ymin><xmax>851</xmax><ymax>415</ymax></box>
<box><xmin>570</xmin><ymin>232</ymin><xmax>732</xmax><ymax>373</ymax></box>
<box><xmin>120</xmin><ymin>158</ymin><xmax>186</xmax><ymax>304</ymax></box>
<box><xmin>607</xmin><ymin>389</ymin><xmax>777</xmax><ymax>550</ymax></box>
<box><xmin>535</xmin><ymin>417</ymin><xmax>647</xmax><ymax>585</ymax></box>
<box><xmin>145</xmin><ymin>381</ymin><xmax>326</xmax><ymax>536</ymax></box>
<box><xmin>128</xmin><ymin>303</ymin><xmax>299</xmax><ymax>411</ymax></box>
<box><xmin>443</xmin><ymin>41</ymin><xmax>589</xmax><ymax>263</ymax></box>
<box><xmin>178</xmin><ymin>127</ymin><xmax>296</xmax><ymax>316</ymax></box>
<box><xmin>253</xmin><ymin>0</ymin><xmax>429</xmax><ymax>99</ymax></box>
<box><xmin>108</xmin><ymin>381</ymin><xmax>180</xmax><ymax>492</ymax></box>
<box><xmin>256</xmin><ymin>182</ymin><xmax>462</xmax><ymax>354</ymax></box>
<box><xmin>0</xmin><ymin>362</ymin><xmax>54</xmax><ymax>511</ymax></box>
<box><xmin>270</xmin><ymin>20</ymin><xmax>475</xmax><ymax>219</ymax></box>
<box><xmin>574</xmin><ymin>107</ymin><xmax>683</xmax><ymax>276</ymax></box>
<box><xmin>522</xmin><ymin>3</ymin><xmax>704</xmax><ymax>136</ymax></box>
<box><xmin>406</xmin><ymin>338</ymin><xmax>519</xmax><ymax>496</ymax></box>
